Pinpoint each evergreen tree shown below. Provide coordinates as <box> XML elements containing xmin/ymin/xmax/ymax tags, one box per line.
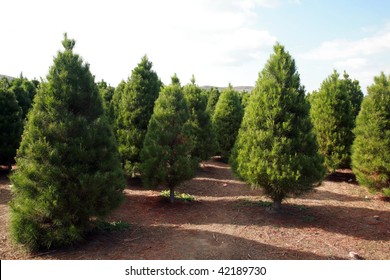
<box><xmin>10</xmin><ymin>75</ymin><xmax>37</xmax><ymax>119</ymax></box>
<box><xmin>140</xmin><ymin>75</ymin><xmax>196</xmax><ymax>203</ymax></box>
<box><xmin>231</xmin><ymin>43</ymin><xmax>324</xmax><ymax>211</ymax></box>
<box><xmin>111</xmin><ymin>80</ymin><xmax>126</xmax><ymax>124</ymax></box>
<box><xmin>205</xmin><ymin>87</ymin><xmax>220</xmax><ymax>117</ymax></box>
<box><xmin>212</xmin><ymin>85</ymin><xmax>243</xmax><ymax>159</ymax></box>
<box><xmin>352</xmin><ymin>73</ymin><xmax>390</xmax><ymax>197</ymax></box>
<box><xmin>9</xmin><ymin>34</ymin><xmax>125</xmax><ymax>250</ymax></box>
<box><xmin>115</xmin><ymin>55</ymin><xmax>162</xmax><ymax>176</ymax></box>
<box><xmin>341</xmin><ymin>71</ymin><xmax>364</xmax><ymax>120</ymax></box>
<box><xmin>183</xmin><ymin>76</ymin><xmax>216</xmax><ymax>162</ymax></box>
<box><xmin>0</xmin><ymin>88</ymin><xmax>23</xmax><ymax>169</ymax></box>
<box><xmin>97</xmin><ymin>79</ymin><xmax>115</xmax><ymax>121</ymax></box>
<box><xmin>310</xmin><ymin>70</ymin><xmax>354</xmax><ymax>172</ymax></box>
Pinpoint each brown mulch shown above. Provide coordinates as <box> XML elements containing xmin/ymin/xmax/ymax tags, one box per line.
<box><xmin>0</xmin><ymin>159</ymin><xmax>389</xmax><ymax>260</ymax></box>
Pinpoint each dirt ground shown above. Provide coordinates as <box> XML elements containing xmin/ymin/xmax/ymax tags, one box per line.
<box><xmin>1</xmin><ymin>158</ymin><xmax>389</xmax><ymax>260</ymax></box>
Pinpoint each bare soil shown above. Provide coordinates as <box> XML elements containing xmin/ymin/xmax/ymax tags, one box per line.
<box><xmin>1</xmin><ymin>158</ymin><xmax>389</xmax><ymax>260</ymax></box>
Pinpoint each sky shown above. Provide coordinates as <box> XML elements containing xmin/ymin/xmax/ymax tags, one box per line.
<box><xmin>1</xmin><ymin>0</ymin><xmax>390</xmax><ymax>93</ymax></box>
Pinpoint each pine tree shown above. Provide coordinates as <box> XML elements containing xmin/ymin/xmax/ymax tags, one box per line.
<box><xmin>212</xmin><ymin>85</ymin><xmax>243</xmax><ymax>159</ymax></box>
<box><xmin>183</xmin><ymin>76</ymin><xmax>216</xmax><ymax>162</ymax></box>
<box><xmin>10</xmin><ymin>75</ymin><xmax>37</xmax><ymax>119</ymax></box>
<box><xmin>9</xmin><ymin>34</ymin><xmax>125</xmax><ymax>251</ymax></box>
<box><xmin>0</xmin><ymin>88</ymin><xmax>23</xmax><ymax>169</ymax></box>
<box><xmin>115</xmin><ymin>55</ymin><xmax>162</xmax><ymax>176</ymax></box>
<box><xmin>352</xmin><ymin>73</ymin><xmax>390</xmax><ymax>197</ymax></box>
<box><xmin>97</xmin><ymin>79</ymin><xmax>115</xmax><ymax>122</ymax></box>
<box><xmin>205</xmin><ymin>87</ymin><xmax>220</xmax><ymax>117</ymax></box>
<box><xmin>341</xmin><ymin>71</ymin><xmax>364</xmax><ymax>120</ymax></box>
<box><xmin>231</xmin><ymin>43</ymin><xmax>324</xmax><ymax>211</ymax></box>
<box><xmin>309</xmin><ymin>70</ymin><xmax>355</xmax><ymax>172</ymax></box>
<box><xmin>140</xmin><ymin>75</ymin><xmax>196</xmax><ymax>203</ymax></box>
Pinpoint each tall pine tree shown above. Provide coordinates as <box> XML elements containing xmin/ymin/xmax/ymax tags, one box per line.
<box><xmin>352</xmin><ymin>73</ymin><xmax>390</xmax><ymax>197</ymax></box>
<box><xmin>212</xmin><ymin>85</ymin><xmax>243</xmax><ymax>159</ymax></box>
<box><xmin>10</xmin><ymin>75</ymin><xmax>37</xmax><ymax>119</ymax></box>
<box><xmin>183</xmin><ymin>76</ymin><xmax>216</xmax><ymax>162</ymax></box>
<box><xmin>231</xmin><ymin>43</ymin><xmax>324</xmax><ymax>210</ymax></box>
<box><xmin>0</xmin><ymin>88</ymin><xmax>23</xmax><ymax>169</ymax></box>
<box><xmin>205</xmin><ymin>87</ymin><xmax>220</xmax><ymax>118</ymax></box>
<box><xmin>9</xmin><ymin>34</ymin><xmax>124</xmax><ymax>250</ymax></box>
<box><xmin>115</xmin><ymin>55</ymin><xmax>162</xmax><ymax>176</ymax></box>
<box><xmin>309</xmin><ymin>70</ymin><xmax>355</xmax><ymax>172</ymax></box>
<box><xmin>140</xmin><ymin>75</ymin><xmax>196</xmax><ymax>203</ymax></box>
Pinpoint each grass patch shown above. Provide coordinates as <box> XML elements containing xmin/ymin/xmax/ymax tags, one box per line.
<box><xmin>237</xmin><ymin>199</ymin><xmax>273</xmax><ymax>208</ymax></box>
<box><xmin>161</xmin><ymin>190</ymin><xmax>195</xmax><ymax>202</ymax></box>
<box><xmin>93</xmin><ymin>220</ymin><xmax>131</xmax><ymax>233</ymax></box>
<box><xmin>302</xmin><ymin>215</ymin><xmax>315</xmax><ymax>222</ymax></box>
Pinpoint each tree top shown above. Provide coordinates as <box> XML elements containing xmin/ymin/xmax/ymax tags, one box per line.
<box><xmin>62</xmin><ymin>33</ymin><xmax>76</xmax><ymax>51</ymax></box>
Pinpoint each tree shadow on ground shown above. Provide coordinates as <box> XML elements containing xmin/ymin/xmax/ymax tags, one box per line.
<box><xmin>121</xmin><ymin>192</ymin><xmax>390</xmax><ymax>241</ymax></box>
<box><xmin>306</xmin><ymin>189</ymin><xmax>368</xmax><ymax>202</ymax></box>
<box><xmin>29</xmin><ymin>224</ymin><xmax>334</xmax><ymax>260</ymax></box>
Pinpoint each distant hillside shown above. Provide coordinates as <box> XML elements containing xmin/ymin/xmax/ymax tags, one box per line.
<box><xmin>0</xmin><ymin>74</ymin><xmax>14</xmax><ymax>81</ymax></box>
<box><xmin>201</xmin><ymin>85</ymin><xmax>253</xmax><ymax>92</ymax></box>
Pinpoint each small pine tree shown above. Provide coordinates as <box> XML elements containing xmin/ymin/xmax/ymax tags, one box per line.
<box><xmin>115</xmin><ymin>55</ymin><xmax>162</xmax><ymax>176</ymax></box>
<box><xmin>0</xmin><ymin>88</ymin><xmax>23</xmax><ymax>169</ymax></box>
<box><xmin>309</xmin><ymin>70</ymin><xmax>355</xmax><ymax>172</ymax></box>
<box><xmin>352</xmin><ymin>73</ymin><xmax>390</xmax><ymax>197</ymax></box>
<box><xmin>341</xmin><ymin>71</ymin><xmax>364</xmax><ymax>120</ymax></box>
<box><xmin>9</xmin><ymin>34</ymin><xmax>125</xmax><ymax>251</ymax></box>
<box><xmin>231</xmin><ymin>43</ymin><xmax>324</xmax><ymax>211</ymax></box>
<box><xmin>140</xmin><ymin>75</ymin><xmax>196</xmax><ymax>203</ymax></box>
<box><xmin>97</xmin><ymin>79</ymin><xmax>115</xmax><ymax>122</ymax></box>
<box><xmin>183</xmin><ymin>76</ymin><xmax>216</xmax><ymax>162</ymax></box>
<box><xmin>212</xmin><ymin>85</ymin><xmax>243</xmax><ymax>159</ymax></box>
<box><xmin>111</xmin><ymin>80</ymin><xmax>126</xmax><ymax>121</ymax></box>
<box><xmin>205</xmin><ymin>87</ymin><xmax>220</xmax><ymax>117</ymax></box>
<box><xmin>10</xmin><ymin>75</ymin><xmax>37</xmax><ymax>119</ymax></box>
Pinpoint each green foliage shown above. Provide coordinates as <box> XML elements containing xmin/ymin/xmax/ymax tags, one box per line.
<box><xmin>115</xmin><ymin>55</ymin><xmax>162</xmax><ymax>176</ymax></box>
<box><xmin>352</xmin><ymin>72</ymin><xmax>390</xmax><ymax>197</ymax></box>
<box><xmin>161</xmin><ymin>190</ymin><xmax>195</xmax><ymax>202</ymax></box>
<box><xmin>9</xmin><ymin>74</ymin><xmax>38</xmax><ymax>119</ymax></box>
<box><xmin>239</xmin><ymin>90</ymin><xmax>251</xmax><ymax>110</ymax></box>
<box><xmin>231</xmin><ymin>43</ymin><xmax>324</xmax><ymax>209</ymax></box>
<box><xmin>111</xmin><ymin>80</ymin><xmax>126</xmax><ymax>123</ymax></box>
<box><xmin>341</xmin><ymin>71</ymin><xmax>364</xmax><ymax>120</ymax></box>
<box><xmin>93</xmin><ymin>220</ymin><xmax>131</xmax><ymax>233</ymax></box>
<box><xmin>140</xmin><ymin>75</ymin><xmax>197</xmax><ymax>203</ymax></box>
<box><xmin>205</xmin><ymin>87</ymin><xmax>220</xmax><ymax>117</ymax></box>
<box><xmin>0</xmin><ymin>88</ymin><xmax>23</xmax><ymax>167</ymax></box>
<box><xmin>212</xmin><ymin>85</ymin><xmax>243</xmax><ymax>159</ymax></box>
<box><xmin>97</xmin><ymin>79</ymin><xmax>115</xmax><ymax>121</ymax></box>
<box><xmin>9</xmin><ymin>34</ymin><xmax>125</xmax><ymax>251</ymax></box>
<box><xmin>183</xmin><ymin>76</ymin><xmax>217</xmax><ymax>162</ymax></box>
<box><xmin>310</xmin><ymin>70</ymin><xmax>355</xmax><ymax>171</ymax></box>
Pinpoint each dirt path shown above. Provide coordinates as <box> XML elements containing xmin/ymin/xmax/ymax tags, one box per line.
<box><xmin>0</xmin><ymin>159</ymin><xmax>389</xmax><ymax>259</ymax></box>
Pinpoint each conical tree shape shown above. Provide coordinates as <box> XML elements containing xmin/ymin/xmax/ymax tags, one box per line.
<box><xmin>309</xmin><ymin>70</ymin><xmax>355</xmax><ymax>172</ymax></box>
<box><xmin>212</xmin><ymin>85</ymin><xmax>243</xmax><ymax>159</ymax></box>
<box><xmin>231</xmin><ymin>43</ymin><xmax>324</xmax><ymax>210</ymax></box>
<box><xmin>140</xmin><ymin>75</ymin><xmax>196</xmax><ymax>203</ymax></box>
<box><xmin>205</xmin><ymin>87</ymin><xmax>220</xmax><ymax>117</ymax></box>
<box><xmin>352</xmin><ymin>73</ymin><xmax>390</xmax><ymax>197</ymax></box>
<box><xmin>9</xmin><ymin>34</ymin><xmax>125</xmax><ymax>251</ymax></box>
<box><xmin>9</xmin><ymin>75</ymin><xmax>37</xmax><ymax>119</ymax></box>
<box><xmin>341</xmin><ymin>71</ymin><xmax>364</xmax><ymax>120</ymax></box>
<box><xmin>0</xmin><ymin>87</ymin><xmax>23</xmax><ymax>169</ymax></box>
<box><xmin>116</xmin><ymin>55</ymin><xmax>162</xmax><ymax>176</ymax></box>
<box><xmin>97</xmin><ymin>79</ymin><xmax>115</xmax><ymax>122</ymax></box>
<box><xmin>183</xmin><ymin>76</ymin><xmax>216</xmax><ymax>162</ymax></box>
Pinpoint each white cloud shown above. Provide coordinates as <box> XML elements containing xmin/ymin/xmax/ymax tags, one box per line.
<box><xmin>333</xmin><ymin>58</ymin><xmax>367</xmax><ymax>70</ymax></box>
<box><xmin>0</xmin><ymin>0</ymin><xmax>278</xmax><ymax>87</ymax></box>
<box><xmin>302</xmin><ymin>26</ymin><xmax>390</xmax><ymax>60</ymax></box>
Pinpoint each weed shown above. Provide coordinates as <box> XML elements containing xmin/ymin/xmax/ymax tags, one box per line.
<box><xmin>161</xmin><ymin>190</ymin><xmax>195</xmax><ymax>202</ymax></box>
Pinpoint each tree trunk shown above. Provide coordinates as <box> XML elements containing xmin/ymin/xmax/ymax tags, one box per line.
<box><xmin>169</xmin><ymin>186</ymin><xmax>175</xmax><ymax>204</ymax></box>
<box><xmin>272</xmin><ymin>198</ymin><xmax>282</xmax><ymax>212</ymax></box>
